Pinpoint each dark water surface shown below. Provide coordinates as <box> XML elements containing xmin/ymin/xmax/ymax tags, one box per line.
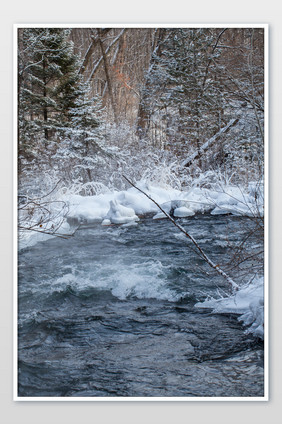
<box><xmin>18</xmin><ymin>215</ymin><xmax>264</xmax><ymax>397</ymax></box>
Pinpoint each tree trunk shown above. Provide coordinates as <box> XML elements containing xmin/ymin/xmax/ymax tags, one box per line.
<box><xmin>136</xmin><ymin>28</ymin><xmax>166</xmax><ymax>138</ymax></box>
<box><xmin>43</xmin><ymin>56</ymin><xmax>49</xmax><ymax>140</ymax></box>
<box><xmin>182</xmin><ymin>118</ymin><xmax>240</xmax><ymax>168</ymax></box>
<box><xmin>97</xmin><ymin>29</ymin><xmax>118</xmax><ymax>124</ymax></box>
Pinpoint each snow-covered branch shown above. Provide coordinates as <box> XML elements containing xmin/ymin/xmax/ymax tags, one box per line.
<box><xmin>181</xmin><ymin>118</ymin><xmax>240</xmax><ymax>168</ymax></box>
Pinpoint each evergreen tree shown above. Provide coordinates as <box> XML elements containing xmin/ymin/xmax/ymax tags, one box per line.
<box><xmin>139</xmin><ymin>28</ymin><xmax>225</xmax><ymax>162</ymax></box>
<box><xmin>63</xmin><ymin>84</ymin><xmax>104</xmax><ymax>182</ymax></box>
<box><xmin>18</xmin><ymin>27</ymin><xmax>102</xmax><ymax>161</ymax></box>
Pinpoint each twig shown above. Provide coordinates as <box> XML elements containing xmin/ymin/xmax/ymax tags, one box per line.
<box><xmin>18</xmin><ymin>226</ymin><xmax>73</xmax><ymax>239</ymax></box>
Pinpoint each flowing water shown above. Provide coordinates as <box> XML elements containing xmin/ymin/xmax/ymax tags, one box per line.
<box><xmin>18</xmin><ymin>215</ymin><xmax>264</xmax><ymax>397</ymax></box>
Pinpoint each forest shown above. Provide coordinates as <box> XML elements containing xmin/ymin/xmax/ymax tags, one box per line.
<box><xmin>18</xmin><ymin>27</ymin><xmax>264</xmax><ymax>187</ymax></box>
<box><xmin>17</xmin><ymin>26</ymin><xmax>266</xmax><ymax>398</ymax></box>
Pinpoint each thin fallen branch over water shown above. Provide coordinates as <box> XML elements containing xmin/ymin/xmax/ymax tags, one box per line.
<box><xmin>123</xmin><ymin>175</ymin><xmax>239</xmax><ymax>293</ymax></box>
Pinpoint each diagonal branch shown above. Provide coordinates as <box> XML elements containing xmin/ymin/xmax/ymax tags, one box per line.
<box><xmin>182</xmin><ymin>118</ymin><xmax>240</xmax><ymax>168</ymax></box>
<box><xmin>123</xmin><ymin>175</ymin><xmax>239</xmax><ymax>292</ymax></box>
<box><xmin>88</xmin><ymin>29</ymin><xmax>126</xmax><ymax>82</ymax></box>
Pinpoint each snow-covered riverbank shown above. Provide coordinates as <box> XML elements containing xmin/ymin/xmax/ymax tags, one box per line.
<box><xmin>18</xmin><ymin>179</ymin><xmax>263</xmax><ymax>249</ymax></box>
<box><xmin>65</xmin><ymin>180</ymin><xmax>264</xmax><ymax>225</ymax></box>
<box><xmin>18</xmin><ymin>179</ymin><xmax>264</xmax><ymax>339</ymax></box>
<box><xmin>195</xmin><ymin>276</ymin><xmax>264</xmax><ymax>339</ymax></box>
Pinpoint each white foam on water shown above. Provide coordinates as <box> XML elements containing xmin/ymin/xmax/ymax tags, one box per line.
<box><xmin>100</xmin><ymin>261</ymin><xmax>180</xmax><ymax>301</ymax></box>
<box><xmin>28</xmin><ymin>260</ymin><xmax>183</xmax><ymax>302</ymax></box>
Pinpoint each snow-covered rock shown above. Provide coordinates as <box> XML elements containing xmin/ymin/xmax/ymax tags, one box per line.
<box><xmin>66</xmin><ymin>181</ymin><xmax>263</xmax><ymax>226</ymax></box>
<box><xmin>174</xmin><ymin>206</ymin><xmax>195</xmax><ymax>217</ymax></box>
<box><xmin>153</xmin><ymin>211</ymin><xmax>167</xmax><ymax>220</ymax></box>
<box><xmin>152</xmin><ymin>200</ymin><xmax>195</xmax><ymax>219</ymax></box>
<box><xmin>101</xmin><ymin>218</ymin><xmax>111</xmax><ymax>226</ymax></box>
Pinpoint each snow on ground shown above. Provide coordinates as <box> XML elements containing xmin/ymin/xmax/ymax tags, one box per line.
<box><xmin>195</xmin><ymin>277</ymin><xmax>264</xmax><ymax>339</ymax></box>
<box><xmin>102</xmin><ymin>199</ymin><xmax>139</xmax><ymax>225</ymax></box>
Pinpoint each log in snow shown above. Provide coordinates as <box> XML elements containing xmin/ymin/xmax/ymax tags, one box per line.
<box><xmin>182</xmin><ymin>118</ymin><xmax>240</xmax><ymax>168</ymax></box>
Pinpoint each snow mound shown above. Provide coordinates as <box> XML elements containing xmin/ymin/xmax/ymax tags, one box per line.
<box><xmin>195</xmin><ymin>277</ymin><xmax>264</xmax><ymax>339</ymax></box>
<box><xmin>18</xmin><ymin>221</ymin><xmax>71</xmax><ymax>250</ymax></box>
<box><xmin>208</xmin><ymin>185</ymin><xmax>263</xmax><ymax>217</ymax></box>
<box><xmin>105</xmin><ymin>200</ymin><xmax>139</xmax><ymax>224</ymax></box>
<box><xmin>152</xmin><ymin>200</ymin><xmax>195</xmax><ymax>219</ymax></box>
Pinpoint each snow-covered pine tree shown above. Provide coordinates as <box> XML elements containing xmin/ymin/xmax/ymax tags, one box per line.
<box><xmin>61</xmin><ymin>82</ymin><xmax>105</xmax><ymax>183</ymax></box>
<box><xmin>18</xmin><ymin>28</ymin><xmax>102</xmax><ymax>165</ymax></box>
<box><xmin>139</xmin><ymin>28</ymin><xmax>225</xmax><ymax>167</ymax></box>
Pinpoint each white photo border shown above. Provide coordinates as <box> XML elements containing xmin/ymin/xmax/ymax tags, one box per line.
<box><xmin>13</xmin><ymin>22</ymin><xmax>269</xmax><ymax>402</ymax></box>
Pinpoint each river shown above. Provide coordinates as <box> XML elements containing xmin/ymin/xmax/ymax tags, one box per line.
<box><xmin>18</xmin><ymin>214</ymin><xmax>264</xmax><ymax>397</ymax></box>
